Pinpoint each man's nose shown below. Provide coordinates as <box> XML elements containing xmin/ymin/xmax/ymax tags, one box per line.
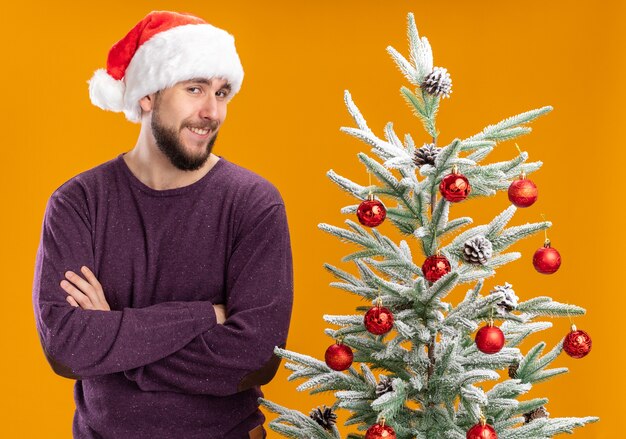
<box><xmin>199</xmin><ymin>95</ymin><xmax>219</xmax><ymax>120</ymax></box>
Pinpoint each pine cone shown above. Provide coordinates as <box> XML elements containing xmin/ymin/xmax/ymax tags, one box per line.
<box><xmin>413</xmin><ymin>143</ymin><xmax>440</xmax><ymax>168</ymax></box>
<box><xmin>375</xmin><ymin>375</ymin><xmax>394</xmax><ymax>396</ymax></box>
<box><xmin>508</xmin><ymin>362</ymin><xmax>519</xmax><ymax>379</ymax></box>
<box><xmin>421</xmin><ymin>66</ymin><xmax>452</xmax><ymax>98</ymax></box>
<box><xmin>462</xmin><ymin>235</ymin><xmax>493</xmax><ymax>265</ymax></box>
<box><xmin>309</xmin><ymin>405</ymin><xmax>337</xmax><ymax>430</ymax></box>
<box><xmin>523</xmin><ymin>406</ymin><xmax>549</xmax><ymax>423</ymax></box>
<box><xmin>490</xmin><ymin>282</ymin><xmax>519</xmax><ymax>315</ymax></box>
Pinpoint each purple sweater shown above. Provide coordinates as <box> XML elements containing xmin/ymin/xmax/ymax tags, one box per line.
<box><xmin>32</xmin><ymin>153</ymin><xmax>293</xmax><ymax>439</ymax></box>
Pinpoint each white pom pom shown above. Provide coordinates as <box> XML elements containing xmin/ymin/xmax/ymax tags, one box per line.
<box><xmin>88</xmin><ymin>69</ymin><xmax>125</xmax><ymax>112</ymax></box>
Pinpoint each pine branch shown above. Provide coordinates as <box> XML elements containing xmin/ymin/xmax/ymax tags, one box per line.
<box><xmin>384</xmin><ymin>123</ymin><xmax>417</xmax><ymax>169</ymax></box>
<box><xmin>341</xmin><ymin>93</ymin><xmax>422</xmax><ymax>179</ymax></box>
<box><xmin>387</xmin><ymin>45</ymin><xmax>419</xmax><ymax>86</ymax></box>
<box><xmin>515</xmin><ymin>342</ymin><xmax>568</xmax><ymax>386</ymax></box>
<box><xmin>318</xmin><ymin>222</ymin><xmax>376</xmax><ymax>249</ymax></box>
<box><xmin>499</xmin><ymin>416</ymin><xmax>598</xmax><ymax>439</ymax></box>
<box><xmin>318</xmin><ymin>221</ymin><xmax>421</xmax><ymax>275</ymax></box>
<box><xmin>459</xmin><ymin>348</ymin><xmax>522</xmax><ymax>371</ymax></box>
<box><xmin>459</xmin><ymin>140</ymin><xmax>497</xmax><ymax>152</ymax></box>
<box><xmin>323</xmin><ymin>263</ymin><xmax>364</xmax><ymax>287</ymax></box>
<box><xmin>466</xmin><ymin>146</ymin><xmax>495</xmax><ymax>163</ymax></box>
<box><xmin>386</xmin><ymin>206</ymin><xmax>422</xmax><ymax>235</ymax></box>
<box><xmin>491</xmin><ymin>222</ymin><xmax>551</xmax><ymax>253</ymax></box>
<box><xmin>260</xmin><ymin>398</ymin><xmax>341</xmax><ymax>439</ymax></box>
<box><xmin>343</xmin><ymin>90</ymin><xmax>373</xmax><ymax>134</ymax></box>
<box><xmin>386</xmin><ymin>12</ymin><xmax>433</xmax><ymax>86</ymax></box>
<box><xmin>487</xmin><ymin>379</ymin><xmax>532</xmax><ymax>401</ymax></box>
<box><xmin>464</xmin><ymin>106</ymin><xmax>553</xmax><ymax>148</ymax></box>
<box><xmin>439</xmin><ymin>216</ymin><xmax>473</xmax><ymax>238</ymax></box>
<box><xmin>502</xmin><ymin>321</ymin><xmax>553</xmax><ymax>348</ymax></box>
<box><xmin>422</xmin><ymin>272</ymin><xmax>461</xmax><ymax>305</ymax></box>
<box><xmin>400</xmin><ymin>86</ymin><xmax>439</xmax><ymax>138</ymax></box>
<box><xmin>516</xmin><ymin>297</ymin><xmax>586</xmax><ymax>318</ymax></box>
<box><xmin>486</xmin><ymin>205</ymin><xmax>517</xmax><ymax>238</ymax></box>
<box><xmin>326</xmin><ymin>169</ymin><xmax>368</xmax><ymax>199</ymax></box>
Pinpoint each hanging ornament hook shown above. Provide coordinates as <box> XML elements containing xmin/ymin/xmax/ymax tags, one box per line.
<box><xmin>540</xmin><ymin>213</ymin><xmax>550</xmax><ymax>245</ymax></box>
<box><xmin>566</xmin><ymin>309</ymin><xmax>576</xmax><ymax>331</ymax></box>
<box><xmin>514</xmin><ymin>143</ymin><xmax>526</xmax><ymax>179</ymax></box>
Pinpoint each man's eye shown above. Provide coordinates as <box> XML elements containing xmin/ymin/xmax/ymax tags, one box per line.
<box><xmin>216</xmin><ymin>90</ymin><xmax>230</xmax><ymax>98</ymax></box>
<box><xmin>188</xmin><ymin>87</ymin><xmax>202</xmax><ymax>94</ymax></box>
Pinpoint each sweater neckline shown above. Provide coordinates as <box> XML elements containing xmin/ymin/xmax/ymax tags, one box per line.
<box><xmin>116</xmin><ymin>152</ymin><xmax>227</xmax><ymax>197</ymax></box>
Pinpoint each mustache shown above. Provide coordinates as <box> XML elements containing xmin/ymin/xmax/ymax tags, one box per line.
<box><xmin>185</xmin><ymin>120</ymin><xmax>219</xmax><ymax>131</ymax></box>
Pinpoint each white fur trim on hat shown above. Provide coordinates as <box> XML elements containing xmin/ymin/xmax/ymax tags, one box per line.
<box><xmin>88</xmin><ymin>68</ymin><xmax>126</xmax><ymax>112</ymax></box>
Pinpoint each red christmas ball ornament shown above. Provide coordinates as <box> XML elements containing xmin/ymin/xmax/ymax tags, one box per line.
<box><xmin>533</xmin><ymin>239</ymin><xmax>561</xmax><ymax>274</ymax></box>
<box><xmin>357</xmin><ymin>193</ymin><xmax>387</xmax><ymax>227</ymax></box>
<box><xmin>324</xmin><ymin>340</ymin><xmax>353</xmax><ymax>371</ymax></box>
<box><xmin>467</xmin><ymin>421</ymin><xmax>497</xmax><ymax>439</ymax></box>
<box><xmin>439</xmin><ymin>165</ymin><xmax>471</xmax><ymax>203</ymax></box>
<box><xmin>508</xmin><ymin>173</ymin><xmax>538</xmax><ymax>208</ymax></box>
<box><xmin>475</xmin><ymin>323</ymin><xmax>505</xmax><ymax>354</ymax></box>
<box><xmin>563</xmin><ymin>325</ymin><xmax>592</xmax><ymax>359</ymax></box>
<box><xmin>364</xmin><ymin>302</ymin><xmax>394</xmax><ymax>335</ymax></box>
<box><xmin>422</xmin><ymin>254</ymin><xmax>452</xmax><ymax>283</ymax></box>
<box><xmin>365</xmin><ymin>420</ymin><xmax>396</xmax><ymax>439</ymax></box>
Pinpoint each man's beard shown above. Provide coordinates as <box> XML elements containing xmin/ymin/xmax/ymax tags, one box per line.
<box><xmin>151</xmin><ymin>104</ymin><xmax>219</xmax><ymax>171</ymax></box>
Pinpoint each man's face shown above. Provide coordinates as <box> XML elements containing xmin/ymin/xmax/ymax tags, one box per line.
<box><xmin>149</xmin><ymin>78</ymin><xmax>231</xmax><ymax>171</ymax></box>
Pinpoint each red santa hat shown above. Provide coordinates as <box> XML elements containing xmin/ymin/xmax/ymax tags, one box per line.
<box><xmin>88</xmin><ymin>11</ymin><xmax>244</xmax><ymax>123</ymax></box>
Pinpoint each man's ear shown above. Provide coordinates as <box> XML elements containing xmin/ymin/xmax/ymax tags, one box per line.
<box><xmin>139</xmin><ymin>94</ymin><xmax>155</xmax><ymax>113</ymax></box>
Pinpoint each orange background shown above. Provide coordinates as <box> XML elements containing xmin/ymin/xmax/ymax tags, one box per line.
<box><xmin>1</xmin><ymin>1</ymin><xmax>623</xmax><ymax>437</ymax></box>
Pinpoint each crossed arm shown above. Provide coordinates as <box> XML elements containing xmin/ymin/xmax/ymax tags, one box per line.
<box><xmin>34</xmin><ymin>188</ymin><xmax>293</xmax><ymax>396</ymax></box>
<box><xmin>61</xmin><ymin>266</ymin><xmax>227</xmax><ymax>324</ymax></box>
<box><xmin>55</xmin><ymin>270</ymin><xmax>227</xmax><ymax>381</ymax></box>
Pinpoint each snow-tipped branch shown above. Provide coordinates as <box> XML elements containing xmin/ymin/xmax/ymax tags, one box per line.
<box><xmin>464</xmin><ymin>106</ymin><xmax>553</xmax><ymax>149</ymax></box>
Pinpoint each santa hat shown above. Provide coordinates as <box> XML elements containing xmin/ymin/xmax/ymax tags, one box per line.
<box><xmin>88</xmin><ymin>11</ymin><xmax>244</xmax><ymax>123</ymax></box>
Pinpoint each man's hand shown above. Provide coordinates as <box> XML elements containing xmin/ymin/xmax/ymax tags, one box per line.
<box><xmin>61</xmin><ymin>266</ymin><xmax>111</xmax><ymax>311</ymax></box>
<box><xmin>213</xmin><ymin>304</ymin><xmax>227</xmax><ymax>324</ymax></box>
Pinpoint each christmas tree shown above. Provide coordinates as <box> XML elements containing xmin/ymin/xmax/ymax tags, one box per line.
<box><xmin>260</xmin><ymin>13</ymin><xmax>597</xmax><ymax>439</ymax></box>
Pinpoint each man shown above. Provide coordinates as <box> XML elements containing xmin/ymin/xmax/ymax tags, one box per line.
<box><xmin>32</xmin><ymin>11</ymin><xmax>293</xmax><ymax>439</ymax></box>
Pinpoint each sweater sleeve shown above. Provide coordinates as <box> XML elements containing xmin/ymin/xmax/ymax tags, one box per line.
<box><xmin>123</xmin><ymin>199</ymin><xmax>294</xmax><ymax>397</ymax></box>
<box><xmin>32</xmin><ymin>190</ymin><xmax>217</xmax><ymax>379</ymax></box>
